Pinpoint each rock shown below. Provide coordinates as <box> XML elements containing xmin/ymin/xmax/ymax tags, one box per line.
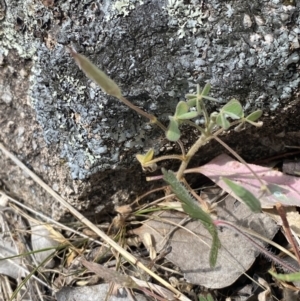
<box><xmin>0</xmin><ymin>0</ymin><xmax>300</xmax><ymax>219</ymax></box>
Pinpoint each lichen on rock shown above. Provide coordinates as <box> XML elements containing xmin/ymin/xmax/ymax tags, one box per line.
<box><xmin>2</xmin><ymin>0</ymin><xmax>300</xmax><ymax>181</ymax></box>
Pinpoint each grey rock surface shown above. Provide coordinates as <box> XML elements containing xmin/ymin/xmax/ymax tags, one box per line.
<box><xmin>1</xmin><ymin>0</ymin><xmax>299</xmax><ymax>180</ymax></box>
<box><xmin>56</xmin><ymin>283</ymin><xmax>147</xmax><ymax>301</ymax></box>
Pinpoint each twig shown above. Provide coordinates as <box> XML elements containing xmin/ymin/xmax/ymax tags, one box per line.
<box><xmin>275</xmin><ymin>202</ymin><xmax>300</xmax><ymax>265</ymax></box>
<box><xmin>214</xmin><ymin>219</ymin><xmax>298</xmax><ymax>273</ymax></box>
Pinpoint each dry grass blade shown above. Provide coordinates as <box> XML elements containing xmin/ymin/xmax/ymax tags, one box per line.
<box><xmin>0</xmin><ymin>142</ymin><xmax>191</xmax><ymax>301</ymax></box>
<box><xmin>0</xmin><ymin>275</ymin><xmax>14</xmax><ymax>301</ymax></box>
<box><xmin>9</xmin><ymin>251</ymin><xmax>56</xmax><ymax>301</ymax></box>
<box><xmin>4</xmin><ymin>194</ymin><xmax>104</xmax><ymax>247</ymax></box>
<box><xmin>0</xmin><ymin>201</ymin><xmax>53</xmax><ymax>301</ymax></box>
<box><xmin>131</xmin><ymin>276</ymin><xmax>177</xmax><ymax>301</ymax></box>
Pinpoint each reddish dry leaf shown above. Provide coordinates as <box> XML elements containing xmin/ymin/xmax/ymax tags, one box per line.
<box><xmin>193</xmin><ymin>154</ymin><xmax>300</xmax><ymax>208</ymax></box>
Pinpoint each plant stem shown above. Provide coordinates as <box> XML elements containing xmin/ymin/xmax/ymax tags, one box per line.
<box><xmin>176</xmin><ymin>133</ymin><xmax>211</xmax><ymax>180</ymax></box>
<box><xmin>275</xmin><ymin>202</ymin><xmax>300</xmax><ymax>265</ymax></box>
<box><xmin>214</xmin><ymin>219</ymin><xmax>298</xmax><ymax>273</ymax></box>
<box><xmin>175</xmin><ymin>120</ymin><xmax>241</xmax><ymax>180</ymax></box>
<box><xmin>146</xmin><ymin>154</ymin><xmax>185</xmax><ymax>166</ymax></box>
<box><xmin>182</xmin><ymin>178</ymin><xmax>209</xmax><ymax>210</ymax></box>
<box><xmin>184</xmin><ymin>120</ymin><xmax>205</xmax><ymax>134</ymax></box>
<box><xmin>119</xmin><ymin>96</ymin><xmax>186</xmax><ymax>156</ymax></box>
<box><xmin>119</xmin><ymin>96</ymin><xmax>165</xmax><ymax>129</ymax></box>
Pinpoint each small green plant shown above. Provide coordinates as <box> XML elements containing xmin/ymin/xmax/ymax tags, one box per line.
<box><xmin>162</xmin><ymin>169</ymin><xmax>220</xmax><ymax>267</ymax></box>
<box><xmin>198</xmin><ymin>294</ymin><xmax>214</xmax><ymax>301</ymax></box>
<box><xmin>269</xmin><ymin>270</ymin><xmax>300</xmax><ymax>282</ymax></box>
<box><xmin>68</xmin><ymin>47</ymin><xmax>276</xmax><ymax>268</ymax></box>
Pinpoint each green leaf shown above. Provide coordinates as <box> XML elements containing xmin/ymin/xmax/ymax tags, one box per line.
<box><xmin>222</xmin><ymin>177</ymin><xmax>261</xmax><ymax>213</ymax></box>
<box><xmin>68</xmin><ymin>48</ymin><xmax>122</xmax><ymax>98</ymax></box>
<box><xmin>166</xmin><ymin>117</ymin><xmax>181</xmax><ymax>142</ymax></box>
<box><xmin>199</xmin><ymin>294</ymin><xmax>214</xmax><ymax>301</ymax></box>
<box><xmin>186</xmin><ymin>82</ymin><xmax>218</xmax><ymax>107</ymax></box>
<box><xmin>174</xmin><ymin>102</ymin><xmax>198</xmax><ymax>120</ymax></box>
<box><xmin>177</xmin><ymin>111</ymin><xmax>198</xmax><ymax>120</ymax></box>
<box><xmin>245</xmin><ymin>110</ymin><xmax>263</xmax><ymax>122</ymax></box>
<box><xmin>201</xmin><ymin>83</ymin><xmax>211</xmax><ymax>97</ymax></box>
<box><xmin>202</xmin><ymin>95</ymin><xmax>222</xmax><ymax>102</ymax></box>
<box><xmin>185</xmin><ymin>93</ymin><xmax>198</xmax><ymax>107</ymax></box>
<box><xmin>216</xmin><ymin>113</ymin><xmax>230</xmax><ymax>130</ymax></box>
<box><xmin>162</xmin><ymin>169</ymin><xmax>221</xmax><ymax>267</ymax></box>
<box><xmin>207</xmin><ymin>294</ymin><xmax>214</xmax><ymax>301</ymax></box>
<box><xmin>173</xmin><ymin>101</ymin><xmax>198</xmax><ymax>122</ymax></box>
<box><xmin>221</xmin><ymin>99</ymin><xmax>243</xmax><ymax>119</ymax></box>
<box><xmin>174</xmin><ymin>101</ymin><xmax>190</xmax><ymax>118</ymax></box>
<box><xmin>269</xmin><ymin>270</ymin><xmax>300</xmax><ymax>282</ymax></box>
<box><xmin>186</xmin><ymin>98</ymin><xmax>197</xmax><ymax>108</ymax></box>
<box><xmin>185</xmin><ymin>94</ymin><xmax>198</xmax><ymax>100</ymax></box>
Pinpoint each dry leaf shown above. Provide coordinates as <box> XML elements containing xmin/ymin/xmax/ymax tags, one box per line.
<box><xmin>142</xmin><ymin>232</ymin><xmax>156</xmax><ymax>260</ymax></box>
<box><xmin>115</xmin><ymin>205</ymin><xmax>132</xmax><ymax>216</ymax></box>
<box><xmin>132</xmin><ymin>196</ymin><xmax>277</xmax><ymax>289</ymax></box>
<box><xmin>66</xmin><ymin>249</ymin><xmax>78</xmax><ymax>267</ymax></box>
<box><xmin>257</xmin><ymin>277</ymin><xmax>272</xmax><ymax>301</ymax></box>
<box><xmin>30</xmin><ymin>222</ymin><xmax>60</xmax><ymax>267</ymax></box>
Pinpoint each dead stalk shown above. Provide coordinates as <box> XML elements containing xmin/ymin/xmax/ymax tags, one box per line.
<box><xmin>275</xmin><ymin>202</ymin><xmax>300</xmax><ymax>265</ymax></box>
